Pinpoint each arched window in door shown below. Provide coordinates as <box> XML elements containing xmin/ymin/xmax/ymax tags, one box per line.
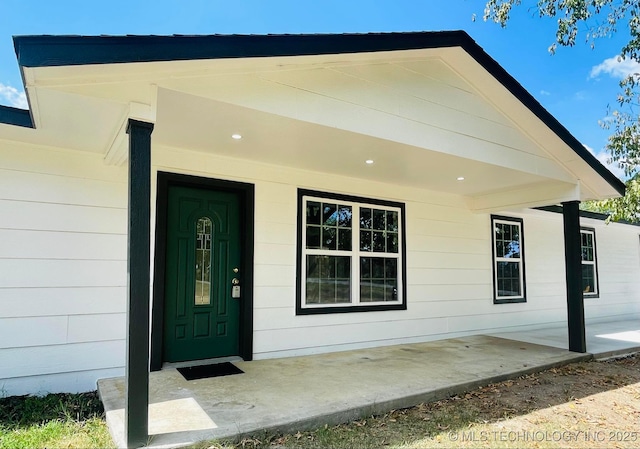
<box><xmin>195</xmin><ymin>217</ymin><xmax>212</xmax><ymax>305</ymax></box>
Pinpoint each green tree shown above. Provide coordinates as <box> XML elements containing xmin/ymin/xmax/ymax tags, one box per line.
<box><xmin>484</xmin><ymin>0</ymin><xmax>640</xmax><ymax>222</ymax></box>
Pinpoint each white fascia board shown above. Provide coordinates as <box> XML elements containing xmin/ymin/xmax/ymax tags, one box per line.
<box><xmin>104</xmin><ymin>113</ymin><xmax>129</xmax><ymax>166</ymax></box>
<box><xmin>467</xmin><ymin>181</ymin><xmax>581</xmax><ymax>213</ymax></box>
<box><xmin>128</xmin><ymin>97</ymin><xmax>157</xmax><ymax>123</ymax></box>
<box><xmin>104</xmin><ymin>98</ymin><xmax>157</xmax><ymax>166</ymax></box>
<box><xmin>22</xmin><ymin>68</ymin><xmax>40</xmax><ymax>129</ymax></box>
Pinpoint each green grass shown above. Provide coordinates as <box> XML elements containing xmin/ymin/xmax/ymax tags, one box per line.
<box><xmin>0</xmin><ymin>392</ymin><xmax>114</xmax><ymax>449</ymax></box>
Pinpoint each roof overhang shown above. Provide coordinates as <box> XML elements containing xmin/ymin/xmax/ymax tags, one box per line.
<box><xmin>0</xmin><ymin>31</ymin><xmax>625</xmax><ymax>212</ymax></box>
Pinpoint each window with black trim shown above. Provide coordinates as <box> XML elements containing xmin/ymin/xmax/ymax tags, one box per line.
<box><xmin>296</xmin><ymin>189</ymin><xmax>407</xmax><ymax>314</ymax></box>
<box><xmin>491</xmin><ymin>215</ymin><xmax>526</xmax><ymax>303</ymax></box>
<box><xmin>581</xmin><ymin>228</ymin><xmax>599</xmax><ymax>297</ymax></box>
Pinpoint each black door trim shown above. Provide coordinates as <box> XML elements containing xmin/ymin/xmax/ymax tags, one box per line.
<box><xmin>151</xmin><ymin>171</ymin><xmax>255</xmax><ymax>371</ymax></box>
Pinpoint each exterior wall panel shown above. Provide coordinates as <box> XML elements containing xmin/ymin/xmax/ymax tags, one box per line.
<box><xmin>581</xmin><ymin>218</ymin><xmax>640</xmax><ymax>320</ymax></box>
<box><xmin>1</xmin><ymin>142</ymin><xmax>639</xmax><ymax>396</ymax></box>
<box><xmin>0</xmin><ymin>341</ymin><xmax>126</xmax><ymax>379</ymax></box>
<box><xmin>0</xmin><ymin>142</ymin><xmax>127</xmax><ymax>396</ymax></box>
<box><xmin>153</xmin><ymin>147</ymin><xmax>640</xmax><ymax>362</ymax></box>
<box><xmin>0</xmin><ymin>287</ymin><xmax>126</xmax><ymax>318</ymax></box>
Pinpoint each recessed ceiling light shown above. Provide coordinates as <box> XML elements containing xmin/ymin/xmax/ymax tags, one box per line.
<box><xmin>231</xmin><ymin>133</ymin><xmax>242</xmax><ymax>140</ymax></box>
<box><xmin>365</xmin><ymin>159</ymin><xmax>374</xmax><ymax>164</ymax></box>
<box><xmin>457</xmin><ymin>176</ymin><xmax>465</xmax><ymax>181</ymax></box>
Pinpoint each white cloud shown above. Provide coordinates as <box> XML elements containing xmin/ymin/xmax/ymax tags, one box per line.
<box><xmin>0</xmin><ymin>83</ymin><xmax>28</xmax><ymax>109</ymax></box>
<box><xmin>589</xmin><ymin>55</ymin><xmax>640</xmax><ymax>80</ymax></box>
<box><xmin>584</xmin><ymin>144</ymin><xmax>626</xmax><ymax>180</ymax></box>
<box><xmin>540</xmin><ymin>90</ymin><xmax>551</xmax><ymax>96</ymax></box>
<box><xmin>574</xmin><ymin>90</ymin><xmax>588</xmax><ymax>101</ymax></box>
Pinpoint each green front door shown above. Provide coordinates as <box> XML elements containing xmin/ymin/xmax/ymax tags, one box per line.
<box><xmin>163</xmin><ymin>186</ymin><xmax>242</xmax><ymax>363</ymax></box>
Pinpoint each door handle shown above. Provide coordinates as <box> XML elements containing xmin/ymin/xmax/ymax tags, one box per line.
<box><xmin>231</xmin><ymin>277</ymin><xmax>241</xmax><ymax>299</ymax></box>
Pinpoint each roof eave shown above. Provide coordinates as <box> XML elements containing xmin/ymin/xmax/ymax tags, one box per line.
<box><xmin>9</xmin><ymin>30</ymin><xmax>626</xmax><ymax>197</ymax></box>
<box><xmin>13</xmin><ymin>31</ymin><xmax>473</xmax><ymax>67</ymax></box>
<box><xmin>458</xmin><ymin>38</ymin><xmax>626</xmax><ymax>197</ymax></box>
<box><xmin>0</xmin><ymin>104</ymin><xmax>33</xmax><ymax>128</ymax></box>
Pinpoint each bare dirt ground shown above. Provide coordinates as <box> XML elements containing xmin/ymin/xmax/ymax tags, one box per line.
<box><xmin>203</xmin><ymin>352</ymin><xmax>640</xmax><ymax>449</ymax></box>
<box><xmin>417</xmin><ymin>352</ymin><xmax>640</xmax><ymax>448</ymax></box>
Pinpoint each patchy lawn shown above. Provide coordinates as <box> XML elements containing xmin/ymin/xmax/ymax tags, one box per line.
<box><xmin>0</xmin><ymin>391</ymin><xmax>114</xmax><ymax>449</ymax></box>
<box><xmin>194</xmin><ymin>353</ymin><xmax>640</xmax><ymax>449</ymax></box>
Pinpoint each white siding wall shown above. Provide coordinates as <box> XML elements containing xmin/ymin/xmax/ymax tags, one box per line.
<box><xmin>153</xmin><ymin>146</ymin><xmax>640</xmax><ymax>360</ymax></box>
<box><xmin>0</xmin><ymin>140</ymin><xmax>127</xmax><ymax>396</ymax></box>
<box><xmin>581</xmin><ymin>216</ymin><xmax>640</xmax><ymax>320</ymax></box>
<box><xmin>2</xmin><ymin>141</ymin><xmax>639</xmax><ymax>396</ymax></box>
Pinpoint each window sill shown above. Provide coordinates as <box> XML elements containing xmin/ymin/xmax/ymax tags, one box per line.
<box><xmin>297</xmin><ymin>303</ymin><xmax>407</xmax><ymax>315</ymax></box>
<box><xmin>493</xmin><ymin>297</ymin><xmax>527</xmax><ymax>305</ymax></box>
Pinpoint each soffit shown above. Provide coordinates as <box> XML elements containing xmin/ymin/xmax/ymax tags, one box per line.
<box><xmin>8</xmin><ymin>43</ymin><xmax>622</xmax><ymax>206</ymax></box>
<box><xmin>154</xmin><ymin>87</ymin><xmax>556</xmax><ymax>197</ymax></box>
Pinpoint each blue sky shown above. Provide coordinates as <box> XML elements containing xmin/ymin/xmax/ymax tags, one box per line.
<box><xmin>0</xmin><ymin>0</ymin><xmax>635</xmax><ymax>178</ymax></box>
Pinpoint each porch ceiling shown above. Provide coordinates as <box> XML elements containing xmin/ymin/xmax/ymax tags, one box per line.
<box><xmin>5</xmin><ymin>32</ymin><xmax>624</xmax><ymax>211</ymax></box>
<box><xmin>153</xmin><ymin>86</ymin><xmax>564</xmax><ymax>201</ymax></box>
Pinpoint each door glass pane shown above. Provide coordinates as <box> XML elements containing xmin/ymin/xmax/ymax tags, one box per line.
<box><xmin>195</xmin><ymin>217</ymin><xmax>212</xmax><ymax>305</ymax></box>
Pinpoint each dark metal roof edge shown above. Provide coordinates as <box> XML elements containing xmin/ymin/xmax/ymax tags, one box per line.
<box><xmin>534</xmin><ymin>205</ymin><xmax>639</xmax><ymax>226</ymax></box>
<box><xmin>13</xmin><ymin>31</ymin><xmax>470</xmax><ymax>67</ymax></box>
<box><xmin>0</xmin><ymin>104</ymin><xmax>34</xmax><ymax>128</ymax></box>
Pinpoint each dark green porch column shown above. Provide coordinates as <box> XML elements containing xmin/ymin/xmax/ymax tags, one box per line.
<box><xmin>125</xmin><ymin>119</ymin><xmax>154</xmax><ymax>448</ymax></box>
<box><xmin>562</xmin><ymin>200</ymin><xmax>586</xmax><ymax>353</ymax></box>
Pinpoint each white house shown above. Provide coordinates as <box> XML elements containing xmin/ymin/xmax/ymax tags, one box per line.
<box><xmin>1</xmin><ymin>31</ymin><xmax>639</xmax><ymax>400</ymax></box>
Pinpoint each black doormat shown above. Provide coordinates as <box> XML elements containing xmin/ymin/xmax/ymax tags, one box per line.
<box><xmin>177</xmin><ymin>362</ymin><xmax>244</xmax><ymax>381</ymax></box>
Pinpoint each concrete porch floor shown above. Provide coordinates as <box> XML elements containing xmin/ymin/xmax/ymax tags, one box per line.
<box><xmin>491</xmin><ymin>319</ymin><xmax>640</xmax><ymax>357</ymax></box>
<box><xmin>98</xmin><ymin>319</ymin><xmax>640</xmax><ymax>449</ymax></box>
